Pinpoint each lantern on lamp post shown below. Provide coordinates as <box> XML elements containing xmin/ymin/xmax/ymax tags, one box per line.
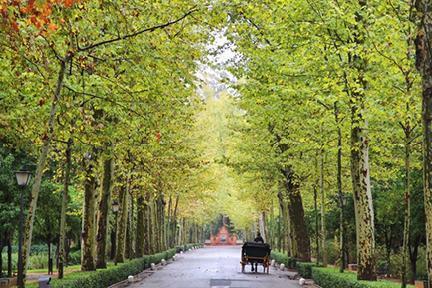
<box><xmin>15</xmin><ymin>169</ymin><xmax>31</xmax><ymax>288</ymax></box>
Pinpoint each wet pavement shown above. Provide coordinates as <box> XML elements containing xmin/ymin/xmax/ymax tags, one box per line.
<box><xmin>130</xmin><ymin>246</ymin><xmax>300</xmax><ymax>288</ymax></box>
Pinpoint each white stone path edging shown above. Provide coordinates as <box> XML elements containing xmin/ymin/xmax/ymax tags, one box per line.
<box><xmin>271</xmin><ymin>260</ymin><xmax>320</xmax><ymax>287</ymax></box>
<box><xmin>108</xmin><ymin>246</ymin><xmax>200</xmax><ymax>288</ymax></box>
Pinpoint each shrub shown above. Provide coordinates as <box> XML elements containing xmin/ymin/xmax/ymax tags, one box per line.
<box><xmin>270</xmin><ymin>251</ymin><xmax>296</xmax><ymax>269</ymax></box>
<box><xmin>1</xmin><ymin>252</ymin><xmax>17</xmax><ymax>271</ymax></box>
<box><xmin>9</xmin><ymin>244</ymin><xmax>55</xmax><ymax>255</ymax></box>
<box><xmin>311</xmin><ymin>267</ymin><xmax>415</xmax><ymax>288</ymax></box>
<box><xmin>326</xmin><ymin>239</ymin><xmax>340</xmax><ymax>265</ymax></box>
<box><xmin>297</xmin><ymin>262</ymin><xmax>318</xmax><ymax>278</ymax></box>
<box><xmin>67</xmin><ymin>250</ymin><xmax>81</xmax><ymax>266</ymax></box>
<box><xmin>175</xmin><ymin>243</ymin><xmax>203</xmax><ymax>253</ymax></box>
<box><xmin>28</xmin><ymin>253</ymin><xmax>49</xmax><ymax>270</ymax></box>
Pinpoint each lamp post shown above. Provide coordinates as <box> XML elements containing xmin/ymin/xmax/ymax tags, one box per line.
<box><xmin>15</xmin><ymin>170</ymin><xmax>31</xmax><ymax>288</ymax></box>
<box><xmin>111</xmin><ymin>201</ymin><xmax>119</xmax><ymax>265</ymax></box>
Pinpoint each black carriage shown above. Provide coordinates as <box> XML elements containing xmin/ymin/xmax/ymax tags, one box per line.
<box><xmin>240</xmin><ymin>242</ymin><xmax>271</xmax><ymax>273</ymax></box>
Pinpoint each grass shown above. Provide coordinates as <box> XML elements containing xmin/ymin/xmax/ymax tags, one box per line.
<box><xmin>27</xmin><ymin>264</ymin><xmax>82</xmax><ymax>274</ymax></box>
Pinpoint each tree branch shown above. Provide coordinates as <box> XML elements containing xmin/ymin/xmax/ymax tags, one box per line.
<box><xmin>64</xmin><ymin>85</ymin><xmax>144</xmax><ymax>117</ymax></box>
<box><xmin>78</xmin><ymin>7</ymin><xmax>198</xmax><ymax>52</ymax></box>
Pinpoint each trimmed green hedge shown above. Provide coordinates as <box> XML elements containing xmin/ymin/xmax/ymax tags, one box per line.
<box><xmin>175</xmin><ymin>243</ymin><xmax>203</xmax><ymax>253</ymax></box>
<box><xmin>270</xmin><ymin>251</ymin><xmax>296</xmax><ymax>269</ymax></box>
<box><xmin>297</xmin><ymin>262</ymin><xmax>319</xmax><ymax>278</ymax></box>
<box><xmin>50</xmin><ymin>248</ymin><xmax>176</xmax><ymax>288</ymax></box>
<box><xmin>311</xmin><ymin>267</ymin><xmax>415</xmax><ymax>288</ymax></box>
<box><xmin>48</xmin><ymin>244</ymin><xmax>204</xmax><ymax>288</ymax></box>
<box><xmin>67</xmin><ymin>250</ymin><xmax>81</xmax><ymax>266</ymax></box>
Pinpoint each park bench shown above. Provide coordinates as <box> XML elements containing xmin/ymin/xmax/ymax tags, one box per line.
<box><xmin>348</xmin><ymin>263</ymin><xmax>357</xmax><ymax>271</ymax></box>
<box><xmin>38</xmin><ymin>276</ymin><xmax>51</xmax><ymax>288</ymax></box>
<box><xmin>0</xmin><ymin>277</ymin><xmax>16</xmax><ymax>288</ymax></box>
<box><xmin>0</xmin><ymin>278</ymin><xmax>9</xmax><ymax>288</ymax></box>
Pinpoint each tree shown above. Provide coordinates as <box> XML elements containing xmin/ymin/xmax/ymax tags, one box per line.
<box><xmin>414</xmin><ymin>1</ymin><xmax>432</xmax><ymax>286</ymax></box>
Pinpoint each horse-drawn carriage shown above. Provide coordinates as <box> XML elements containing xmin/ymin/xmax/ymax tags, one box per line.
<box><xmin>240</xmin><ymin>242</ymin><xmax>271</xmax><ymax>273</ymax></box>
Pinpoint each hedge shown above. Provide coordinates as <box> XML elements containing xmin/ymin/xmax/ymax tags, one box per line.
<box><xmin>49</xmin><ymin>248</ymin><xmax>177</xmax><ymax>288</ymax></box>
<box><xmin>175</xmin><ymin>243</ymin><xmax>203</xmax><ymax>253</ymax></box>
<box><xmin>67</xmin><ymin>251</ymin><xmax>81</xmax><ymax>266</ymax></box>
<box><xmin>297</xmin><ymin>262</ymin><xmax>319</xmax><ymax>278</ymax></box>
<box><xmin>270</xmin><ymin>251</ymin><xmax>296</xmax><ymax>269</ymax></box>
<box><xmin>311</xmin><ymin>267</ymin><xmax>415</xmax><ymax>288</ymax></box>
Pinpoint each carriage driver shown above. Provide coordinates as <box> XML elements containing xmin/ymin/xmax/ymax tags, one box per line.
<box><xmin>251</xmin><ymin>232</ymin><xmax>264</xmax><ymax>271</ymax></box>
<box><xmin>254</xmin><ymin>232</ymin><xmax>264</xmax><ymax>243</ymax></box>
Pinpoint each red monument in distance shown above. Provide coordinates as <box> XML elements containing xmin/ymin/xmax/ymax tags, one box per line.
<box><xmin>209</xmin><ymin>225</ymin><xmax>238</xmax><ymax>245</ymax></box>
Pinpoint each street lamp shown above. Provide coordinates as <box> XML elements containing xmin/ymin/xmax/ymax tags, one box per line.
<box><xmin>15</xmin><ymin>169</ymin><xmax>31</xmax><ymax>288</ymax></box>
<box><xmin>112</xmin><ymin>201</ymin><xmax>119</xmax><ymax>213</ymax></box>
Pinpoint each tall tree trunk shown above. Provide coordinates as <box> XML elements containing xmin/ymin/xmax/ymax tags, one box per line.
<box><xmin>350</xmin><ymin>115</ymin><xmax>376</xmax><ymax>280</ymax></box>
<box><xmin>96</xmin><ymin>157</ymin><xmax>114</xmax><ymax>268</ymax></box>
<box><xmin>143</xmin><ymin>193</ymin><xmax>151</xmax><ymax>255</ymax></box>
<box><xmin>277</xmin><ymin>191</ymin><xmax>284</xmax><ymax>253</ymax></box>
<box><xmin>320</xmin><ymin>148</ymin><xmax>327</xmax><ymax>266</ymax></box>
<box><xmin>349</xmin><ymin>0</ymin><xmax>376</xmax><ymax>281</ymax></box>
<box><xmin>81</xmin><ymin>153</ymin><xmax>98</xmax><ymax>271</ymax></box>
<box><xmin>334</xmin><ymin>101</ymin><xmax>347</xmax><ymax>272</ymax></box>
<box><xmin>313</xmin><ymin>184</ymin><xmax>320</xmax><ymax>265</ymax></box>
<box><xmin>172</xmin><ymin>194</ymin><xmax>179</xmax><ymax>248</ymax></box>
<box><xmin>47</xmin><ymin>240</ymin><xmax>52</xmax><ymax>275</ymax></box>
<box><xmin>402</xmin><ymin>130</ymin><xmax>412</xmax><ymax>288</ymax></box>
<box><xmin>125</xmin><ymin>193</ymin><xmax>133</xmax><ymax>259</ymax></box>
<box><xmin>58</xmin><ymin>139</ymin><xmax>72</xmax><ymax>279</ymax></box>
<box><xmin>55</xmin><ymin>241</ymin><xmax>59</xmax><ymax>270</ymax></box>
<box><xmin>414</xmin><ymin>2</ymin><xmax>432</xmax><ymax>286</ymax></box>
<box><xmin>270</xmin><ymin>200</ymin><xmax>275</xmax><ymax>248</ymax></box>
<box><xmin>283</xmin><ymin>167</ymin><xmax>311</xmax><ymax>261</ymax></box>
<box><xmin>7</xmin><ymin>237</ymin><xmax>12</xmax><ymax>277</ymax></box>
<box><xmin>409</xmin><ymin>236</ymin><xmax>420</xmax><ymax>285</ymax></box>
<box><xmin>157</xmin><ymin>194</ymin><xmax>166</xmax><ymax>251</ymax></box>
<box><xmin>115</xmin><ymin>185</ymin><xmax>128</xmax><ymax>263</ymax></box>
<box><xmin>178</xmin><ymin>219</ymin><xmax>183</xmax><ymax>246</ymax></box>
<box><xmin>286</xmin><ymin>202</ymin><xmax>294</xmax><ymax>257</ymax></box>
<box><xmin>110</xmin><ymin>226</ymin><xmax>116</xmax><ymax>260</ymax></box>
<box><xmin>259</xmin><ymin>212</ymin><xmax>267</xmax><ymax>242</ymax></box>
<box><xmin>136</xmin><ymin>196</ymin><xmax>145</xmax><ymax>257</ymax></box>
<box><xmin>166</xmin><ymin>196</ymin><xmax>172</xmax><ymax>249</ymax></box>
<box><xmin>0</xmin><ymin>242</ymin><xmax>3</xmax><ymax>278</ymax></box>
<box><xmin>151</xmin><ymin>201</ymin><xmax>158</xmax><ymax>252</ymax></box>
<box><xmin>23</xmin><ymin>55</ymin><xmax>70</xmax><ymax>276</ymax></box>
<box><xmin>182</xmin><ymin>218</ymin><xmax>187</xmax><ymax>245</ymax></box>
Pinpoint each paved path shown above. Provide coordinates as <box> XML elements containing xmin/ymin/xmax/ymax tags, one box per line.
<box><xmin>130</xmin><ymin>246</ymin><xmax>300</xmax><ymax>288</ymax></box>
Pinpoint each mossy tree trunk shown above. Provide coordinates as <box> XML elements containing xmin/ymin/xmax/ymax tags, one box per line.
<box><xmin>81</xmin><ymin>152</ymin><xmax>98</xmax><ymax>271</ymax></box>
<box><xmin>58</xmin><ymin>138</ymin><xmax>72</xmax><ymax>278</ymax></box>
<box><xmin>135</xmin><ymin>196</ymin><xmax>145</xmax><ymax>257</ymax></box>
<box><xmin>23</xmin><ymin>55</ymin><xmax>70</xmax><ymax>277</ymax></box>
<box><xmin>7</xmin><ymin>237</ymin><xmax>12</xmax><ymax>277</ymax></box>
<box><xmin>283</xmin><ymin>167</ymin><xmax>311</xmax><ymax>261</ymax></box>
<box><xmin>348</xmin><ymin>0</ymin><xmax>377</xmax><ymax>280</ymax></box>
<box><xmin>125</xmin><ymin>193</ymin><xmax>134</xmax><ymax>259</ymax></box>
<box><xmin>334</xmin><ymin>102</ymin><xmax>347</xmax><ymax>273</ymax></box>
<box><xmin>115</xmin><ymin>184</ymin><xmax>128</xmax><ymax>263</ymax></box>
<box><xmin>96</xmin><ymin>157</ymin><xmax>114</xmax><ymax>269</ymax></box>
<box><xmin>319</xmin><ymin>148</ymin><xmax>327</xmax><ymax>266</ymax></box>
<box><xmin>414</xmin><ymin>2</ymin><xmax>432</xmax><ymax>286</ymax></box>
<box><xmin>143</xmin><ymin>192</ymin><xmax>151</xmax><ymax>254</ymax></box>
<box><xmin>402</xmin><ymin>128</ymin><xmax>412</xmax><ymax>288</ymax></box>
